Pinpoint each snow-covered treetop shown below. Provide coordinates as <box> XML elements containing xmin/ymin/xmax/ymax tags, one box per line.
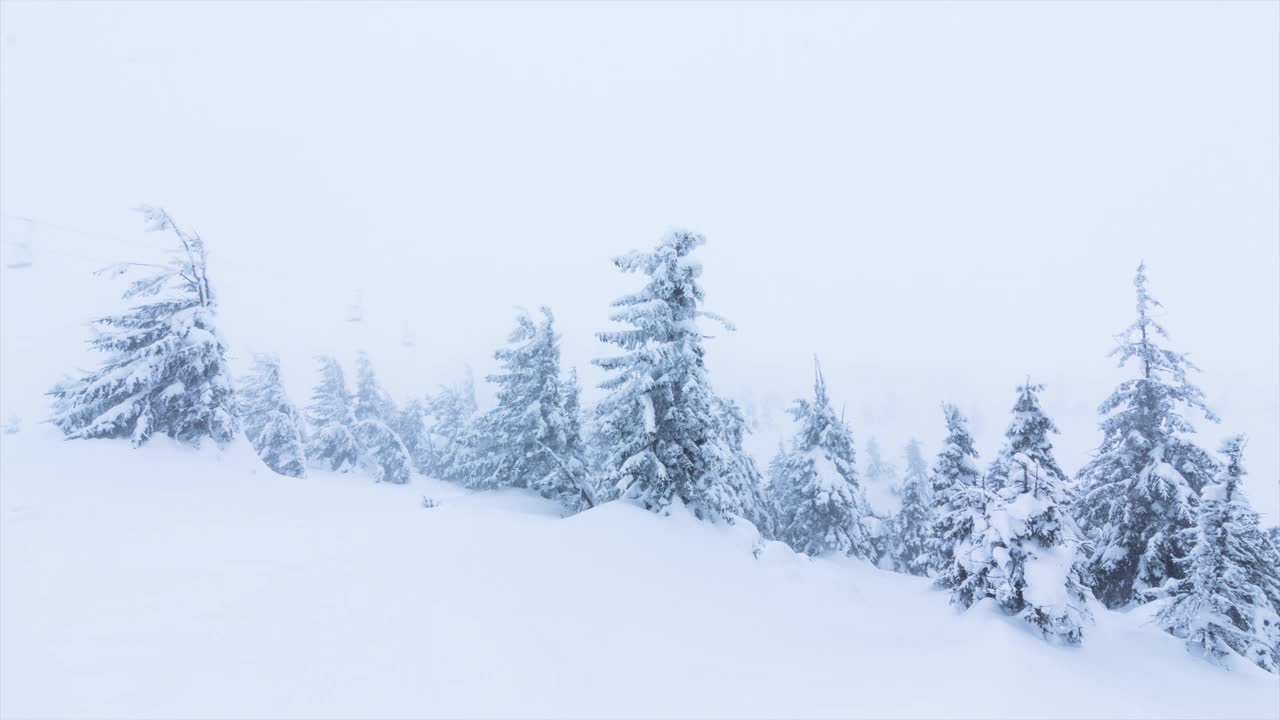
<box><xmin>1103</xmin><ymin>262</ymin><xmax>1218</xmax><ymax>429</ymax></box>
<box><xmin>596</xmin><ymin>229</ymin><xmax>731</xmax><ymax>356</ymax></box>
<box><xmin>995</xmin><ymin>382</ymin><xmax>1068</xmax><ymax>487</ymax></box>
<box><xmin>102</xmin><ymin>206</ymin><xmax>215</xmax><ymax>310</ymax></box>
<box><xmin>788</xmin><ymin>360</ymin><xmax>853</xmax><ymax>462</ymax></box>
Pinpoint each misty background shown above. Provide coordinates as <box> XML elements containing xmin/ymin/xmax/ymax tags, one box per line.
<box><xmin>1</xmin><ymin>1</ymin><xmax>1276</xmax><ymax>519</ymax></box>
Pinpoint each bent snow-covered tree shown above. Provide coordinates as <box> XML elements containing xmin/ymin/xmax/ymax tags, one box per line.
<box><xmin>306</xmin><ymin>356</ymin><xmax>361</xmax><ymax>472</ymax></box>
<box><xmin>1158</xmin><ymin>436</ymin><xmax>1280</xmax><ymax>672</ymax></box>
<box><xmin>887</xmin><ymin>439</ymin><xmax>934</xmax><ymax>576</ymax></box>
<box><xmin>350</xmin><ymin>353</ymin><xmax>411</xmax><ymax>485</ymax></box>
<box><xmin>50</xmin><ymin>207</ymin><xmax>236</xmax><ymax>446</ymax></box>
<box><xmin>239</xmin><ymin>353</ymin><xmax>306</xmax><ymax>477</ymax></box>
<box><xmin>593</xmin><ymin>230</ymin><xmax>740</xmax><ymax>520</ymax></box>
<box><xmin>1075</xmin><ymin>263</ymin><xmax>1219</xmax><ymax>608</ymax></box>
<box><xmin>773</xmin><ymin>363</ymin><xmax>875</xmax><ymax>559</ymax></box>
<box><xmin>456</xmin><ymin>308</ymin><xmax>593</xmax><ymax>511</ymax></box>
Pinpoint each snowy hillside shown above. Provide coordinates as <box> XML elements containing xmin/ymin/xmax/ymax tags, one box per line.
<box><xmin>2</xmin><ymin>206</ymin><xmax>1280</xmax><ymax>718</ymax></box>
<box><xmin>1</xmin><ymin>435</ymin><xmax>1276</xmax><ymax>719</ymax></box>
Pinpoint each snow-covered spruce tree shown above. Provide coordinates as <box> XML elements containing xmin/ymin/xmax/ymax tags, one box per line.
<box><xmin>238</xmin><ymin>353</ymin><xmax>306</xmax><ymax>477</ymax></box>
<box><xmin>864</xmin><ymin>438</ymin><xmax>900</xmax><ymax>502</ymax></box>
<box><xmin>1268</xmin><ymin>527</ymin><xmax>1280</xmax><ymax>557</ymax></box>
<box><xmin>455</xmin><ymin>308</ymin><xmax>593</xmax><ymax>510</ymax></box>
<box><xmin>397</xmin><ymin>397</ymin><xmax>436</xmax><ymax>474</ymax></box>
<box><xmin>1075</xmin><ymin>263</ymin><xmax>1220</xmax><ymax>609</ymax></box>
<box><xmin>552</xmin><ymin>367</ymin><xmax>595</xmax><ymax>511</ymax></box>
<box><xmin>353</xmin><ymin>351</ymin><xmax>399</xmax><ymax>426</ymax></box>
<box><xmin>887</xmin><ymin>439</ymin><xmax>934</xmax><ymax>576</ymax></box>
<box><xmin>348</xmin><ymin>353</ymin><xmax>411</xmax><ymax>485</ymax></box>
<box><xmin>592</xmin><ymin>230</ymin><xmax>739</xmax><ymax>519</ymax></box>
<box><xmin>987</xmin><ymin>452</ymin><xmax>1095</xmax><ymax>644</ymax></box>
<box><xmin>1158</xmin><ymin>436</ymin><xmax>1280</xmax><ymax>672</ymax></box>
<box><xmin>773</xmin><ymin>363</ymin><xmax>875</xmax><ymax>559</ymax></box>
<box><xmin>711</xmin><ymin>396</ymin><xmax>777</xmax><ymax>538</ymax></box>
<box><xmin>863</xmin><ymin>436</ymin><xmax>901</xmax><ymax>562</ymax></box>
<box><xmin>50</xmin><ymin>207</ymin><xmax>236</xmax><ymax>446</ymax></box>
<box><xmin>305</xmin><ymin>355</ymin><xmax>361</xmax><ymax>472</ymax></box>
<box><xmin>423</xmin><ymin>378</ymin><xmax>477</xmax><ymax>481</ymax></box>
<box><xmin>983</xmin><ymin>384</ymin><xmax>1093</xmax><ymax>644</ymax></box>
<box><xmin>930</xmin><ymin>404</ymin><xmax>991</xmax><ymax>605</ymax></box>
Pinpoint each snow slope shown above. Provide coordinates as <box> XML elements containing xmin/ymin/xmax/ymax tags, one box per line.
<box><xmin>2</xmin><ymin>433</ymin><xmax>1278</xmax><ymax>719</ymax></box>
<box><xmin>1</xmin><ymin>226</ymin><xmax>1277</xmax><ymax>718</ymax></box>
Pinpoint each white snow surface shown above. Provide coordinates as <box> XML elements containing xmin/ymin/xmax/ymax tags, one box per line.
<box><xmin>2</xmin><ymin>434</ymin><xmax>1278</xmax><ymax>719</ymax></box>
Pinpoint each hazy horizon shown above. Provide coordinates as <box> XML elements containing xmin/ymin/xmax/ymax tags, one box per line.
<box><xmin>2</xmin><ymin>1</ymin><xmax>1276</xmax><ymax>518</ymax></box>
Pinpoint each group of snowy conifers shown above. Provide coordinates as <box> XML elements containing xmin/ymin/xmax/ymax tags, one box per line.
<box><xmin>49</xmin><ymin>210</ymin><xmax>1280</xmax><ymax>674</ymax></box>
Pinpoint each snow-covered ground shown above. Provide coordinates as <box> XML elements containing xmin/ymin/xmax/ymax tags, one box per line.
<box><xmin>2</xmin><ymin>218</ymin><xmax>1279</xmax><ymax>719</ymax></box>
<box><xmin>1</xmin><ymin>433</ymin><xmax>1277</xmax><ymax>719</ymax></box>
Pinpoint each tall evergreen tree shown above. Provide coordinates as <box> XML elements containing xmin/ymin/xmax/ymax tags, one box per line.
<box><xmin>239</xmin><ymin>354</ymin><xmax>306</xmax><ymax>477</ymax></box>
<box><xmin>773</xmin><ymin>363</ymin><xmax>875</xmax><ymax>559</ymax></box>
<box><xmin>887</xmin><ymin>439</ymin><xmax>934</xmax><ymax>576</ymax></box>
<box><xmin>306</xmin><ymin>355</ymin><xmax>361</xmax><ymax>472</ymax></box>
<box><xmin>930</xmin><ymin>404</ymin><xmax>989</xmax><ymax>604</ymax></box>
<box><xmin>1158</xmin><ymin>437</ymin><xmax>1280</xmax><ymax>672</ymax></box>
<box><xmin>1075</xmin><ymin>263</ymin><xmax>1219</xmax><ymax>608</ymax></box>
<box><xmin>50</xmin><ymin>207</ymin><xmax>236</xmax><ymax>446</ymax></box>
<box><xmin>592</xmin><ymin>230</ymin><xmax>736</xmax><ymax>520</ymax></box>
<box><xmin>455</xmin><ymin>308</ymin><xmax>592</xmax><ymax>510</ymax></box>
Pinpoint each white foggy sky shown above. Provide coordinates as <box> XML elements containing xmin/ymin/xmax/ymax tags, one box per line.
<box><xmin>1</xmin><ymin>2</ymin><xmax>1277</xmax><ymax>517</ymax></box>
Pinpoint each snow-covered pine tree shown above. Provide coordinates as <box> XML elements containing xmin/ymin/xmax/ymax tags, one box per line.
<box><xmin>711</xmin><ymin>396</ymin><xmax>777</xmax><ymax>539</ymax></box>
<box><xmin>424</xmin><ymin>378</ymin><xmax>477</xmax><ymax>481</ymax></box>
<box><xmin>773</xmin><ymin>362</ymin><xmax>875</xmax><ymax>559</ymax></box>
<box><xmin>887</xmin><ymin>439</ymin><xmax>934</xmax><ymax>576</ymax></box>
<box><xmin>865</xmin><ymin>438</ymin><xmax>900</xmax><ymax>500</ymax></box>
<box><xmin>50</xmin><ymin>207</ymin><xmax>236</xmax><ymax>446</ymax></box>
<box><xmin>353</xmin><ymin>351</ymin><xmax>399</xmax><ymax>426</ymax></box>
<box><xmin>984</xmin><ymin>384</ymin><xmax>1093</xmax><ymax>645</ymax></box>
<box><xmin>1268</xmin><ymin>527</ymin><xmax>1280</xmax><ymax>557</ymax></box>
<box><xmin>346</xmin><ymin>352</ymin><xmax>411</xmax><ymax>484</ymax></box>
<box><xmin>552</xmin><ymin>367</ymin><xmax>595</xmax><ymax>511</ymax></box>
<box><xmin>397</xmin><ymin>397</ymin><xmax>435</xmax><ymax>474</ymax></box>
<box><xmin>1075</xmin><ymin>263</ymin><xmax>1220</xmax><ymax>608</ymax></box>
<box><xmin>930</xmin><ymin>404</ymin><xmax>991</xmax><ymax>605</ymax></box>
<box><xmin>454</xmin><ymin>308</ymin><xmax>592</xmax><ymax>510</ymax></box>
<box><xmin>1157</xmin><ymin>436</ymin><xmax>1280</xmax><ymax>672</ymax></box>
<box><xmin>592</xmin><ymin>230</ymin><xmax>737</xmax><ymax>520</ymax></box>
<box><xmin>863</xmin><ymin>436</ymin><xmax>901</xmax><ymax>563</ymax></box>
<box><xmin>239</xmin><ymin>353</ymin><xmax>306</xmax><ymax>477</ymax></box>
<box><xmin>305</xmin><ymin>355</ymin><xmax>361</xmax><ymax>472</ymax></box>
